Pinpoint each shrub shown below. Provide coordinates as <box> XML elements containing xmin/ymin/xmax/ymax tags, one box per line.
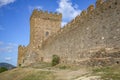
<box><xmin>52</xmin><ymin>55</ymin><xmax>60</xmax><ymax>66</ymax></box>
<box><xmin>19</xmin><ymin>64</ymin><xmax>21</xmax><ymax>67</ymax></box>
<box><xmin>0</xmin><ymin>67</ymin><xmax>8</xmax><ymax>73</ymax></box>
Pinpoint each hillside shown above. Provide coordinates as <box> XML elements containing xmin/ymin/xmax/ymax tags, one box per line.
<box><xmin>0</xmin><ymin>63</ymin><xmax>119</xmax><ymax>80</ymax></box>
<box><xmin>0</xmin><ymin>63</ymin><xmax>16</xmax><ymax>70</ymax></box>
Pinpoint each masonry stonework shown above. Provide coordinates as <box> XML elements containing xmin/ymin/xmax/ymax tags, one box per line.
<box><xmin>18</xmin><ymin>0</ymin><xmax>120</xmax><ymax>67</ymax></box>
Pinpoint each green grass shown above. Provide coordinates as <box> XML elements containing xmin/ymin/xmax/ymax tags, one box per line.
<box><xmin>21</xmin><ymin>71</ymin><xmax>56</xmax><ymax>80</ymax></box>
<box><xmin>0</xmin><ymin>67</ymin><xmax>8</xmax><ymax>73</ymax></box>
<box><xmin>59</xmin><ymin>65</ymin><xmax>67</xmax><ymax>69</ymax></box>
<box><xmin>92</xmin><ymin>65</ymin><xmax>120</xmax><ymax>80</ymax></box>
<box><xmin>55</xmin><ymin>64</ymin><xmax>85</xmax><ymax>70</ymax></box>
<box><xmin>30</xmin><ymin>62</ymin><xmax>52</xmax><ymax>69</ymax></box>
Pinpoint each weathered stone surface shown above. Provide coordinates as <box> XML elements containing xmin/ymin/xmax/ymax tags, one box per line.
<box><xmin>18</xmin><ymin>0</ymin><xmax>120</xmax><ymax>67</ymax></box>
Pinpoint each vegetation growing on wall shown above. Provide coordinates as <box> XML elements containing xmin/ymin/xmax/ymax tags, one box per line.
<box><xmin>52</xmin><ymin>55</ymin><xmax>60</xmax><ymax>66</ymax></box>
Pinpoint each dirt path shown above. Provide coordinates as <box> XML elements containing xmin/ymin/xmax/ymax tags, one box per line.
<box><xmin>37</xmin><ymin>68</ymin><xmax>101</xmax><ymax>80</ymax></box>
<box><xmin>74</xmin><ymin>76</ymin><xmax>101</xmax><ymax>80</ymax></box>
<box><xmin>52</xmin><ymin>68</ymin><xmax>88</xmax><ymax>80</ymax></box>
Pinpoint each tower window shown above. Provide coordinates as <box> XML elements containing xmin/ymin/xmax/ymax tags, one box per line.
<box><xmin>46</xmin><ymin>31</ymin><xmax>49</xmax><ymax>36</ymax></box>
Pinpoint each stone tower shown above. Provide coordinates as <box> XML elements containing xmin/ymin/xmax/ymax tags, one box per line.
<box><xmin>30</xmin><ymin>9</ymin><xmax>62</xmax><ymax>48</ymax></box>
<box><xmin>18</xmin><ymin>0</ymin><xmax>120</xmax><ymax>67</ymax></box>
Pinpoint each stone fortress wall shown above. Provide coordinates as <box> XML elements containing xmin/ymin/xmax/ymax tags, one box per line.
<box><xmin>18</xmin><ymin>9</ymin><xmax>62</xmax><ymax>66</ymax></box>
<box><xmin>30</xmin><ymin>9</ymin><xmax>62</xmax><ymax>48</ymax></box>
<box><xmin>18</xmin><ymin>0</ymin><xmax>120</xmax><ymax>66</ymax></box>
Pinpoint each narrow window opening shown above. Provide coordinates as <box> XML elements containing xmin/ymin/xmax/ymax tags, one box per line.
<box><xmin>46</xmin><ymin>31</ymin><xmax>49</xmax><ymax>36</ymax></box>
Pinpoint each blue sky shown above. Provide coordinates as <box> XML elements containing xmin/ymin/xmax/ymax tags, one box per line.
<box><xmin>0</xmin><ymin>0</ymin><xmax>96</xmax><ymax>66</ymax></box>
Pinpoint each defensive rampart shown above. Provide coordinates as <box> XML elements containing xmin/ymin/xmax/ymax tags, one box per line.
<box><xmin>40</xmin><ymin>0</ymin><xmax>120</xmax><ymax>65</ymax></box>
<box><xmin>18</xmin><ymin>0</ymin><xmax>120</xmax><ymax>66</ymax></box>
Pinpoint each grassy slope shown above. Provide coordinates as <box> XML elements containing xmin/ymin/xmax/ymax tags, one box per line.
<box><xmin>21</xmin><ymin>71</ymin><xmax>55</xmax><ymax>80</ymax></box>
<box><xmin>92</xmin><ymin>64</ymin><xmax>120</xmax><ymax>80</ymax></box>
<box><xmin>0</xmin><ymin>68</ymin><xmax>56</xmax><ymax>80</ymax></box>
<box><xmin>0</xmin><ymin>64</ymin><xmax>120</xmax><ymax>80</ymax></box>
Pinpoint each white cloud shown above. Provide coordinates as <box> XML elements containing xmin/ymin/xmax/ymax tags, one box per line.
<box><xmin>56</xmin><ymin>0</ymin><xmax>81</xmax><ymax>23</ymax></box>
<box><xmin>61</xmin><ymin>21</ymin><xmax>67</xmax><ymax>27</ymax></box>
<box><xmin>0</xmin><ymin>0</ymin><xmax>16</xmax><ymax>7</ymax></box>
<box><xmin>28</xmin><ymin>5</ymin><xmax>42</xmax><ymax>13</ymax></box>
<box><xmin>0</xmin><ymin>41</ymin><xmax>17</xmax><ymax>53</ymax></box>
<box><xmin>5</xmin><ymin>57</ymin><xmax>12</xmax><ymax>61</ymax></box>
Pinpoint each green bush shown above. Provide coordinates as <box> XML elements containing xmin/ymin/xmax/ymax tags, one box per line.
<box><xmin>0</xmin><ymin>67</ymin><xmax>8</xmax><ymax>73</ymax></box>
<box><xmin>52</xmin><ymin>55</ymin><xmax>60</xmax><ymax>66</ymax></box>
<box><xmin>19</xmin><ymin>64</ymin><xmax>21</xmax><ymax>67</ymax></box>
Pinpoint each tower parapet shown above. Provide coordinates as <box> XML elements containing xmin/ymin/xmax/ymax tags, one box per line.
<box><xmin>30</xmin><ymin>9</ymin><xmax>62</xmax><ymax>21</ymax></box>
<box><xmin>29</xmin><ymin>9</ymin><xmax>62</xmax><ymax>49</ymax></box>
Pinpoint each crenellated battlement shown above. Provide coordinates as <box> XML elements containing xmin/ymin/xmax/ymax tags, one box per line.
<box><xmin>29</xmin><ymin>9</ymin><xmax>62</xmax><ymax>49</ymax></box>
<box><xmin>30</xmin><ymin>0</ymin><xmax>115</xmax><ymax>44</ymax></box>
<box><xmin>30</xmin><ymin>9</ymin><xmax>62</xmax><ymax>21</ymax></box>
<box><xmin>96</xmin><ymin>0</ymin><xmax>104</xmax><ymax>8</ymax></box>
<box><xmin>87</xmin><ymin>5</ymin><xmax>95</xmax><ymax>14</ymax></box>
<box><xmin>60</xmin><ymin>0</ymin><xmax>115</xmax><ymax>31</ymax></box>
<box><xmin>43</xmin><ymin>0</ymin><xmax>119</xmax><ymax>46</ymax></box>
<box><xmin>18</xmin><ymin>0</ymin><xmax>120</xmax><ymax>67</ymax></box>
